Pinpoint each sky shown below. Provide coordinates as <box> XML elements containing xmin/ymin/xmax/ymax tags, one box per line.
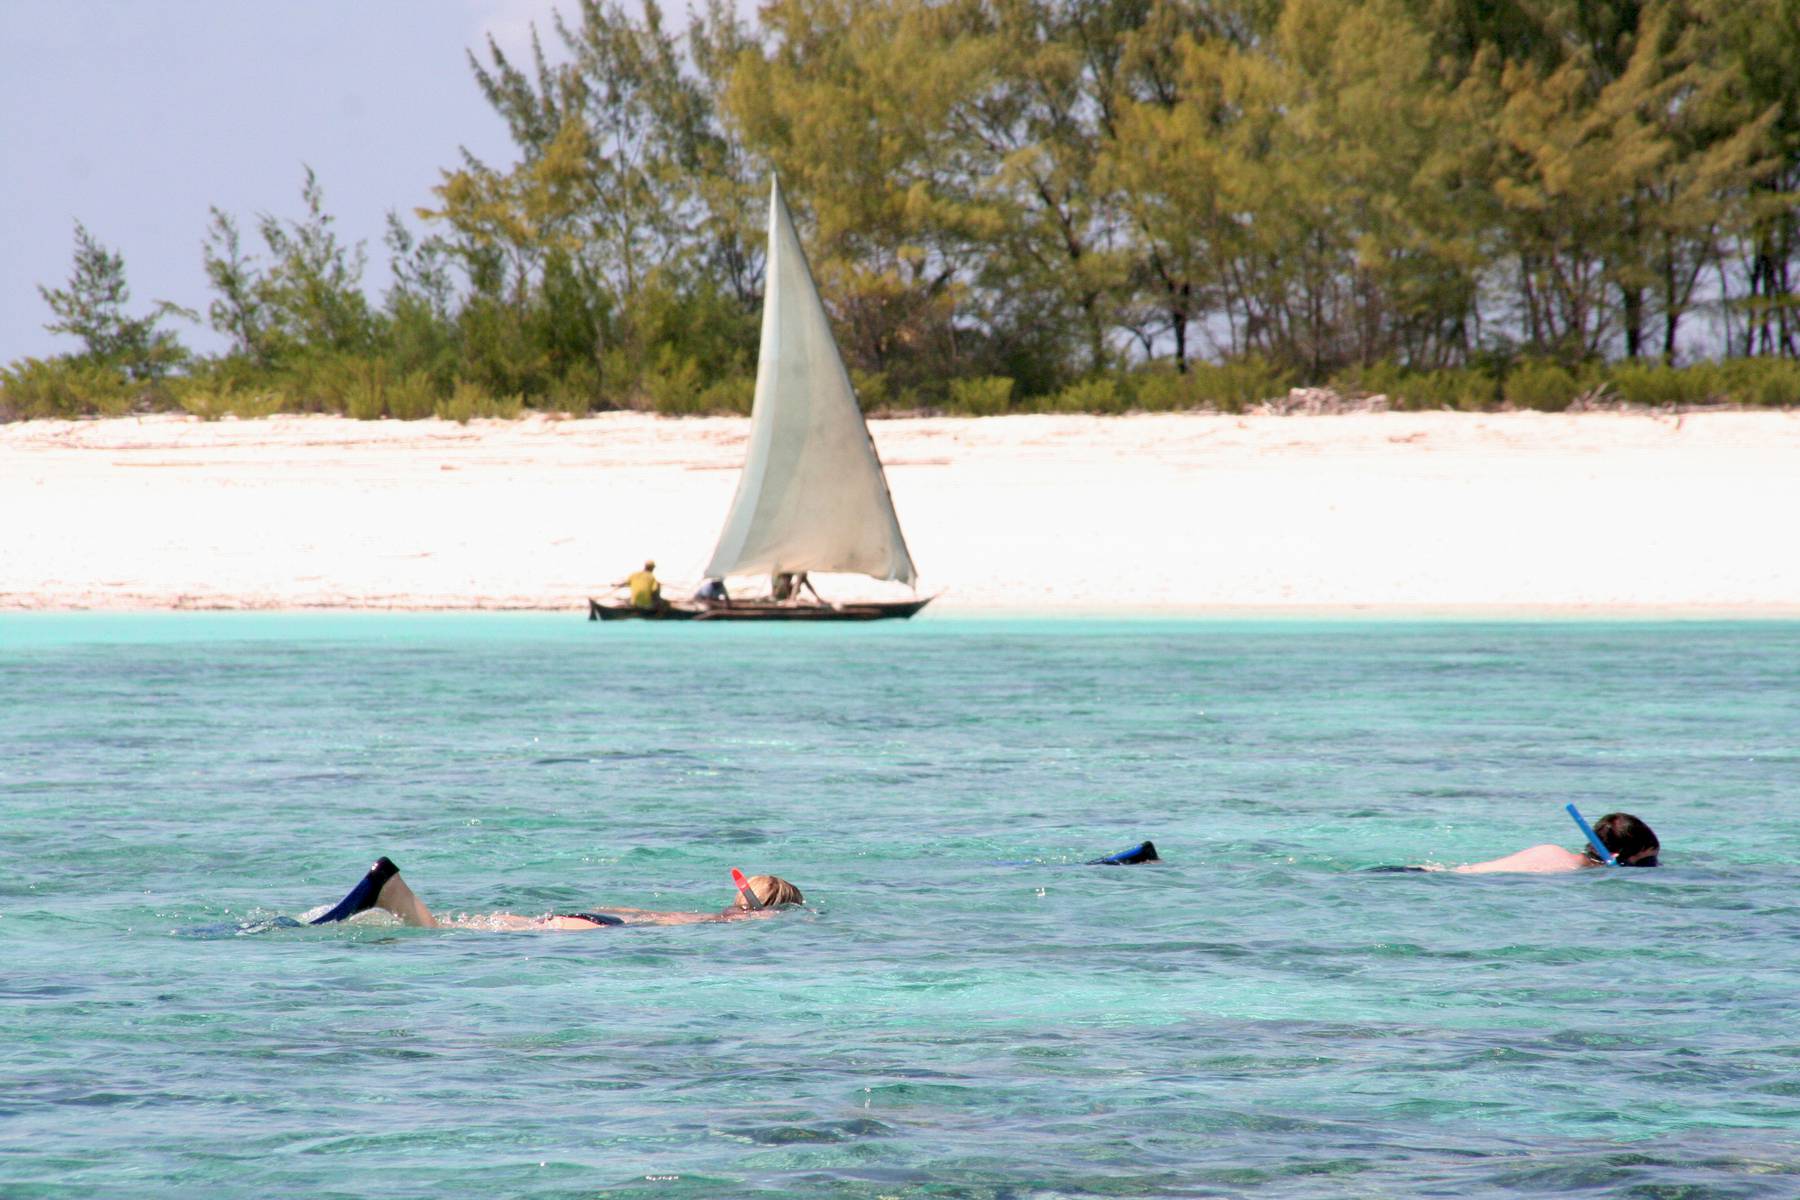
<box><xmin>0</xmin><ymin>0</ymin><xmax>596</xmax><ymax>363</ymax></box>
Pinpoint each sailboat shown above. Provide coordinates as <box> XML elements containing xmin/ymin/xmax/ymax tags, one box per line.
<box><xmin>588</xmin><ymin>178</ymin><xmax>931</xmax><ymax>622</ymax></box>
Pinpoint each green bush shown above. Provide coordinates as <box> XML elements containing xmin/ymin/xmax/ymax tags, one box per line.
<box><xmin>549</xmin><ymin>360</ymin><xmax>601</xmax><ymax>416</ymax></box>
<box><xmin>0</xmin><ymin>357</ymin><xmax>144</xmax><ymax>419</ymax></box>
<box><xmin>1331</xmin><ymin>359</ymin><xmax>1407</xmax><ymax>400</ymax></box>
<box><xmin>946</xmin><ymin>375</ymin><xmax>1015</xmax><ymax>415</ymax></box>
<box><xmin>1328</xmin><ymin>360</ymin><xmax>1499</xmax><ymax>411</ymax></box>
<box><xmin>343</xmin><ymin>361</ymin><xmax>386</xmax><ymax>420</ymax></box>
<box><xmin>281</xmin><ymin>354</ymin><xmax>368</xmax><ymax>415</ymax></box>
<box><xmin>1398</xmin><ymin>369</ymin><xmax>1496</xmax><ymax>411</ymax></box>
<box><xmin>436</xmin><ymin>379</ymin><xmax>477</xmax><ymax>424</ymax></box>
<box><xmin>175</xmin><ymin>381</ymin><xmax>284</xmax><ymax>421</ymax></box>
<box><xmin>1051</xmin><ymin>376</ymin><xmax>1124</xmax><ymax>413</ymax></box>
<box><xmin>1503</xmin><ymin>360</ymin><xmax>1579</xmax><ymax>411</ymax></box>
<box><xmin>435</xmin><ymin>379</ymin><xmax>526</xmax><ymax>422</ymax></box>
<box><xmin>697</xmin><ymin>374</ymin><xmax>754</xmax><ymax>415</ymax></box>
<box><xmin>1719</xmin><ymin>357</ymin><xmax>1800</xmax><ymax>407</ymax></box>
<box><xmin>386</xmin><ymin>370</ymin><xmax>439</xmax><ymax>420</ymax></box>
<box><xmin>851</xmin><ymin>369</ymin><xmax>890</xmax><ymax>414</ymax></box>
<box><xmin>1131</xmin><ymin>369</ymin><xmax>1197</xmax><ymax>412</ymax></box>
<box><xmin>1606</xmin><ymin>361</ymin><xmax>1723</xmax><ymax>407</ymax></box>
<box><xmin>643</xmin><ymin>354</ymin><xmax>704</xmax><ymax>415</ymax></box>
<box><xmin>1186</xmin><ymin>357</ymin><xmax>1289</xmax><ymax>413</ymax></box>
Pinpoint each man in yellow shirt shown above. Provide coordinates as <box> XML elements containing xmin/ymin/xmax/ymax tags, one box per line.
<box><xmin>622</xmin><ymin>560</ymin><xmax>663</xmax><ymax>610</ymax></box>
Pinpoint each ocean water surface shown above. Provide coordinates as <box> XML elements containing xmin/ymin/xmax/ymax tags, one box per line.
<box><xmin>2</xmin><ymin>615</ymin><xmax>1798</xmax><ymax>1198</ymax></box>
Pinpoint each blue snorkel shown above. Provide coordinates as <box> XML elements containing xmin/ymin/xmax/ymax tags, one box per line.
<box><xmin>1566</xmin><ymin>804</ymin><xmax>1618</xmax><ymax>867</ymax></box>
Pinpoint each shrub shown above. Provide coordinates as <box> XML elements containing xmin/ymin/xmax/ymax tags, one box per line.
<box><xmin>283</xmin><ymin>354</ymin><xmax>370</xmax><ymax>415</ymax></box>
<box><xmin>436</xmin><ymin>379</ymin><xmax>477</xmax><ymax>424</ymax></box>
<box><xmin>550</xmin><ymin>360</ymin><xmax>602</xmax><ymax>416</ymax></box>
<box><xmin>1186</xmin><ymin>357</ymin><xmax>1289</xmax><ymax>413</ymax></box>
<box><xmin>1131</xmin><ymin>369</ymin><xmax>1197</xmax><ymax>412</ymax></box>
<box><xmin>1607</xmin><ymin>361</ymin><xmax>1722</xmax><ymax>407</ymax></box>
<box><xmin>697</xmin><ymin>374</ymin><xmax>754</xmax><ymax>415</ymax></box>
<box><xmin>436</xmin><ymin>379</ymin><xmax>526</xmax><ymax>422</ymax></box>
<box><xmin>1331</xmin><ymin>359</ymin><xmax>1408</xmax><ymax>401</ymax></box>
<box><xmin>0</xmin><ymin>356</ymin><xmax>142</xmax><ymax>419</ymax></box>
<box><xmin>851</xmin><ymin>369</ymin><xmax>890</xmax><ymax>414</ymax></box>
<box><xmin>1388</xmin><ymin>368</ymin><xmax>1497</xmax><ymax>411</ymax></box>
<box><xmin>1049</xmin><ymin>376</ymin><xmax>1124</xmax><ymax>413</ymax></box>
<box><xmin>644</xmin><ymin>354</ymin><xmax>704</xmax><ymax>415</ymax></box>
<box><xmin>1719</xmin><ymin>357</ymin><xmax>1800</xmax><ymax>407</ymax></box>
<box><xmin>385</xmin><ymin>370</ymin><xmax>439</xmax><ymax>420</ymax></box>
<box><xmin>1503</xmin><ymin>360</ymin><xmax>1579</xmax><ymax>411</ymax></box>
<box><xmin>175</xmin><ymin>381</ymin><xmax>284</xmax><ymax>420</ymax></box>
<box><xmin>947</xmin><ymin>375</ymin><xmax>1015</xmax><ymax>415</ymax></box>
<box><xmin>343</xmin><ymin>361</ymin><xmax>387</xmax><ymax>420</ymax></box>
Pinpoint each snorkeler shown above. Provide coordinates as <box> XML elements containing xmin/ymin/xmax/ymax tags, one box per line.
<box><xmin>1088</xmin><ymin>840</ymin><xmax>1160</xmax><ymax>865</ymax></box>
<box><xmin>309</xmin><ymin>857</ymin><xmax>804</xmax><ymax>930</ymax></box>
<box><xmin>1454</xmin><ymin>811</ymin><xmax>1660</xmax><ymax>873</ymax></box>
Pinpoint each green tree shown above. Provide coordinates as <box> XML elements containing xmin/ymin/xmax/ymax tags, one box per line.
<box><xmin>202</xmin><ymin>208</ymin><xmax>273</xmax><ymax>362</ymax></box>
<box><xmin>1711</xmin><ymin>0</ymin><xmax>1800</xmax><ymax>358</ymax></box>
<box><xmin>256</xmin><ymin>167</ymin><xmax>376</xmax><ymax>356</ymax></box>
<box><xmin>381</xmin><ymin>212</ymin><xmax>459</xmax><ymax>383</ymax></box>
<box><xmin>39</xmin><ymin>221</ymin><xmax>188</xmax><ymax>378</ymax></box>
<box><xmin>429</xmin><ymin>0</ymin><xmax>760</xmax><ymax>394</ymax></box>
<box><xmin>202</xmin><ymin>168</ymin><xmax>376</xmax><ymax>365</ymax></box>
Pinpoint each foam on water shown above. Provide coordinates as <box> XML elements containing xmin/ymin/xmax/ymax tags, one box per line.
<box><xmin>3</xmin><ymin>614</ymin><xmax>1798</xmax><ymax>1197</ymax></box>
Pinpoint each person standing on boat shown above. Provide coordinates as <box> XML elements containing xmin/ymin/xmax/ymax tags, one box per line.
<box><xmin>618</xmin><ymin>560</ymin><xmax>664</xmax><ymax>611</ymax></box>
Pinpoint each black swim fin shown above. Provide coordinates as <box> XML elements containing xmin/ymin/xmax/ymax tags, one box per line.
<box><xmin>311</xmin><ymin>856</ymin><xmax>402</xmax><ymax>924</ymax></box>
<box><xmin>1088</xmin><ymin>840</ymin><xmax>1160</xmax><ymax>865</ymax></box>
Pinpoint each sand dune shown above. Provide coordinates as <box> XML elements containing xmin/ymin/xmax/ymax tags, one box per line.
<box><xmin>3</xmin><ymin>410</ymin><xmax>1797</xmax><ymax>614</ymax></box>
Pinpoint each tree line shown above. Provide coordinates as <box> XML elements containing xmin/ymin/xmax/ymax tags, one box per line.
<box><xmin>7</xmin><ymin>0</ymin><xmax>1799</xmax><ymax>421</ymax></box>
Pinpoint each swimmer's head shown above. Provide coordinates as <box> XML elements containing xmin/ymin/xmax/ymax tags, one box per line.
<box><xmin>1584</xmin><ymin>812</ymin><xmax>1659</xmax><ymax>867</ymax></box>
<box><xmin>734</xmin><ymin>874</ymin><xmax>803</xmax><ymax>909</ymax></box>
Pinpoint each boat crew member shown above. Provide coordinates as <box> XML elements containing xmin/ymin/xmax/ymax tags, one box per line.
<box><xmin>772</xmin><ymin>571</ymin><xmax>820</xmax><ymax>603</ymax></box>
<box><xmin>309</xmin><ymin>857</ymin><xmax>805</xmax><ymax>930</ymax></box>
<box><xmin>694</xmin><ymin>577</ymin><xmax>728</xmax><ymax>603</ymax></box>
<box><xmin>619</xmin><ymin>560</ymin><xmax>664</xmax><ymax>610</ymax></box>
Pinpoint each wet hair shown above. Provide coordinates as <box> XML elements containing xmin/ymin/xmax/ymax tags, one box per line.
<box><xmin>747</xmin><ymin>875</ymin><xmax>804</xmax><ymax>906</ymax></box>
<box><xmin>1583</xmin><ymin>812</ymin><xmax>1660</xmax><ymax>867</ymax></box>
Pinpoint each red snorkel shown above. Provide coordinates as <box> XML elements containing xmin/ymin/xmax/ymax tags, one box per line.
<box><xmin>731</xmin><ymin>867</ymin><xmax>765</xmax><ymax>910</ymax></box>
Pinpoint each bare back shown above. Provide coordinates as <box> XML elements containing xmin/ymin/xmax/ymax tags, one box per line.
<box><xmin>1455</xmin><ymin>844</ymin><xmax>1592</xmax><ymax>874</ymax></box>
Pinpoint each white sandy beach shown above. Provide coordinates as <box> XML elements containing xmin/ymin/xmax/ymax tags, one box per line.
<box><xmin>2</xmin><ymin>410</ymin><xmax>1797</xmax><ymax>614</ymax></box>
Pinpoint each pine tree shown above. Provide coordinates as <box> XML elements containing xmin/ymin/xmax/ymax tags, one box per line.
<box><xmin>39</xmin><ymin>222</ymin><xmax>188</xmax><ymax>379</ymax></box>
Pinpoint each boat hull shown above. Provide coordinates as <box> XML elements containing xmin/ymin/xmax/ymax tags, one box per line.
<box><xmin>588</xmin><ymin>597</ymin><xmax>931</xmax><ymax>622</ymax></box>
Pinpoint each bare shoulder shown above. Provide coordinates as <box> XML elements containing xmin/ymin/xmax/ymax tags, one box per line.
<box><xmin>1455</xmin><ymin>844</ymin><xmax>1591</xmax><ymax>874</ymax></box>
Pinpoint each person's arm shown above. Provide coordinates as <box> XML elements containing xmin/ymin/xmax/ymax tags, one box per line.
<box><xmin>1455</xmin><ymin>844</ymin><xmax>1592</xmax><ymax>874</ymax></box>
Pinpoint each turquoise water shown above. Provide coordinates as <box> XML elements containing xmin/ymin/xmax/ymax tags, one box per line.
<box><xmin>3</xmin><ymin>615</ymin><xmax>1798</xmax><ymax>1198</ymax></box>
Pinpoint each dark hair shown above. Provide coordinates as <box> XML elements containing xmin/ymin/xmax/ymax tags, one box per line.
<box><xmin>1584</xmin><ymin>812</ymin><xmax>1660</xmax><ymax>867</ymax></box>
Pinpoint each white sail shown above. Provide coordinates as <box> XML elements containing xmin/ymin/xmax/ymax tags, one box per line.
<box><xmin>703</xmin><ymin>178</ymin><xmax>918</xmax><ymax>587</ymax></box>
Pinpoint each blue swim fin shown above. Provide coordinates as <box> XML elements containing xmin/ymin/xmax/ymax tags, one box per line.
<box><xmin>311</xmin><ymin>857</ymin><xmax>401</xmax><ymax>924</ymax></box>
<box><xmin>1088</xmin><ymin>840</ymin><xmax>1160</xmax><ymax>865</ymax></box>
